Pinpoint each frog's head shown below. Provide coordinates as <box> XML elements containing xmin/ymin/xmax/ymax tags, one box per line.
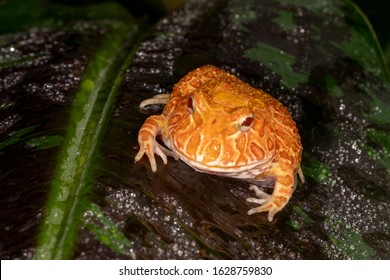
<box><xmin>167</xmin><ymin>76</ymin><xmax>272</xmax><ymax>173</ymax></box>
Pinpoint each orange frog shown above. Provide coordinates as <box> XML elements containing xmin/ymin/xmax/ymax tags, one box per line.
<box><xmin>135</xmin><ymin>65</ymin><xmax>303</xmax><ymax>221</ymax></box>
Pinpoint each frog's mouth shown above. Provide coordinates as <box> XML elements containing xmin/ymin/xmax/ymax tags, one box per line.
<box><xmin>177</xmin><ymin>152</ymin><xmax>274</xmax><ymax>180</ymax></box>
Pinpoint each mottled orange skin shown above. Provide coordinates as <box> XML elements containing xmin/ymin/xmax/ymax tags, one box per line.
<box><xmin>135</xmin><ymin>65</ymin><xmax>303</xmax><ymax>221</ymax></box>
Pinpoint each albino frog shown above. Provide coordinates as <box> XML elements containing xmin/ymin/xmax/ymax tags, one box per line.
<box><xmin>135</xmin><ymin>65</ymin><xmax>303</xmax><ymax>221</ymax></box>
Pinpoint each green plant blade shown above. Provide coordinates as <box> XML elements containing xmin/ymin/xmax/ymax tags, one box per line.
<box><xmin>84</xmin><ymin>203</ymin><xmax>134</xmax><ymax>257</ymax></box>
<box><xmin>0</xmin><ymin>0</ymin><xmax>141</xmax><ymax>259</ymax></box>
<box><xmin>34</xmin><ymin>23</ymin><xmax>139</xmax><ymax>259</ymax></box>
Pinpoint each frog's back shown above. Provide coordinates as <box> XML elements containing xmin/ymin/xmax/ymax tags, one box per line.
<box><xmin>163</xmin><ymin>65</ymin><xmax>220</xmax><ymax>116</ymax></box>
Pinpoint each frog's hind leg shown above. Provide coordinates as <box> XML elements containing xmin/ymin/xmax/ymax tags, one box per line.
<box><xmin>139</xmin><ymin>94</ymin><xmax>170</xmax><ymax>109</ymax></box>
<box><xmin>246</xmin><ymin>170</ymin><xmax>295</xmax><ymax>222</ymax></box>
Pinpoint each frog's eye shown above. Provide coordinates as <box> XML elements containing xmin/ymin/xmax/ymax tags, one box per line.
<box><xmin>238</xmin><ymin>114</ymin><xmax>254</xmax><ymax>132</ymax></box>
<box><xmin>187</xmin><ymin>96</ymin><xmax>195</xmax><ymax>112</ymax></box>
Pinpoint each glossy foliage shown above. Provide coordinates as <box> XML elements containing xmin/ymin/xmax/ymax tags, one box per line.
<box><xmin>0</xmin><ymin>0</ymin><xmax>389</xmax><ymax>259</ymax></box>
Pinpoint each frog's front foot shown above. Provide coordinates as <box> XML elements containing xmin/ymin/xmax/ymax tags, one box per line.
<box><xmin>246</xmin><ymin>185</ymin><xmax>287</xmax><ymax>222</ymax></box>
<box><xmin>135</xmin><ymin>137</ymin><xmax>178</xmax><ymax>172</ymax></box>
<box><xmin>246</xmin><ymin>171</ymin><xmax>295</xmax><ymax>222</ymax></box>
<box><xmin>135</xmin><ymin>115</ymin><xmax>179</xmax><ymax>172</ymax></box>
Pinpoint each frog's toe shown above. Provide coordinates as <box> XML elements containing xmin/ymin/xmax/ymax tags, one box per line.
<box><xmin>246</xmin><ymin>197</ymin><xmax>268</xmax><ymax>205</ymax></box>
<box><xmin>139</xmin><ymin>94</ymin><xmax>170</xmax><ymax>109</ymax></box>
<box><xmin>136</xmin><ymin>141</ymin><xmax>179</xmax><ymax>172</ymax></box>
<box><xmin>246</xmin><ymin>185</ymin><xmax>280</xmax><ymax>222</ymax></box>
<box><xmin>135</xmin><ymin>142</ymin><xmax>157</xmax><ymax>172</ymax></box>
<box><xmin>247</xmin><ymin>202</ymin><xmax>279</xmax><ymax>222</ymax></box>
<box><xmin>248</xmin><ymin>185</ymin><xmax>270</xmax><ymax>199</ymax></box>
<box><xmin>155</xmin><ymin>143</ymin><xmax>180</xmax><ymax>164</ymax></box>
<box><xmin>246</xmin><ymin>185</ymin><xmax>270</xmax><ymax>205</ymax></box>
<box><xmin>155</xmin><ymin>144</ymin><xmax>168</xmax><ymax>165</ymax></box>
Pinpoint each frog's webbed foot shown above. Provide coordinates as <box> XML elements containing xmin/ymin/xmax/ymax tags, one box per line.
<box><xmin>134</xmin><ymin>115</ymin><xmax>179</xmax><ymax>172</ymax></box>
<box><xmin>139</xmin><ymin>94</ymin><xmax>170</xmax><ymax>109</ymax></box>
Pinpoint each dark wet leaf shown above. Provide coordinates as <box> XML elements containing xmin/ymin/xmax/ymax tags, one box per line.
<box><xmin>1</xmin><ymin>0</ymin><xmax>389</xmax><ymax>260</ymax></box>
<box><xmin>0</xmin><ymin>0</ymin><xmax>141</xmax><ymax>259</ymax></box>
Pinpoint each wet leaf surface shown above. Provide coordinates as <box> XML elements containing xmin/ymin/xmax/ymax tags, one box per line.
<box><xmin>0</xmin><ymin>0</ymin><xmax>141</xmax><ymax>259</ymax></box>
<box><xmin>1</xmin><ymin>0</ymin><xmax>389</xmax><ymax>259</ymax></box>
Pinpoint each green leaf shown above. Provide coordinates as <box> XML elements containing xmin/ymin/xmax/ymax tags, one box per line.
<box><xmin>324</xmin><ymin>215</ymin><xmax>375</xmax><ymax>259</ymax></box>
<box><xmin>301</xmin><ymin>153</ymin><xmax>332</xmax><ymax>184</ymax></box>
<box><xmin>245</xmin><ymin>42</ymin><xmax>308</xmax><ymax>90</ymax></box>
<box><xmin>0</xmin><ymin>125</ymin><xmax>39</xmax><ymax>153</ymax></box>
<box><xmin>0</xmin><ymin>0</ymin><xmax>141</xmax><ymax>260</ymax></box>
<box><xmin>363</xmin><ymin>129</ymin><xmax>390</xmax><ymax>177</ymax></box>
<box><xmin>27</xmin><ymin>135</ymin><xmax>64</xmax><ymax>150</ymax></box>
<box><xmin>34</xmin><ymin>22</ymin><xmax>139</xmax><ymax>259</ymax></box>
<box><xmin>84</xmin><ymin>203</ymin><xmax>134</xmax><ymax>256</ymax></box>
